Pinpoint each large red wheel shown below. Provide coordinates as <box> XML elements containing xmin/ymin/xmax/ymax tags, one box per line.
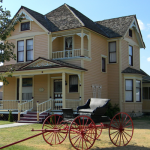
<box><xmin>96</xmin><ymin>123</ymin><xmax>103</xmax><ymax>139</ymax></box>
<box><xmin>69</xmin><ymin>115</ymin><xmax>97</xmax><ymax>150</ymax></box>
<box><xmin>42</xmin><ymin>114</ymin><xmax>68</xmax><ymax>145</ymax></box>
<box><xmin>109</xmin><ymin>112</ymin><xmax>134</xmax><ymax>146</ymax></box>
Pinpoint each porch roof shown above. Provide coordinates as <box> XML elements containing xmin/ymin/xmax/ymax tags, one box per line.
<box><xmin>122</xmin><ymin>67</ymin><xmax>147</xmax><ymax>76</ymax></box>
<box><xmin>0</xmin><ymin>57</ymin><xmax>87</xmax><ymax>72</ymax></box>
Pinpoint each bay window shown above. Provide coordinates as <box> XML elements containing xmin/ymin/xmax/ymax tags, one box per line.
<box><xmin>125</xmin><ymin>79</ymin><xmax>133</xmax><ymax>102</ymax></box>
<box><xmin>109</xmin><ymin>42</ymin><xmax>116</xmax><ymax>63</ymax></box>
<box><xmin>136</xmin><ymin>80</ymin><xmax>141</xmax><ymax>102</ymax></box>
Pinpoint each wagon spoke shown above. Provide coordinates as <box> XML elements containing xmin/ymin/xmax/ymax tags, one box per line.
<box><xmin>115</xmin><ymin>132</ymin><xmax>119</xmax><ymax>144</ymax></box>
<box><xmin>124</xmin><ymin>124</ymin><xmax>132</xmax><ymax>129</ymax></box>
<box><xmin>50</xmin><ymin>133</ymin><xmax>55</xmax><ymax>144</ymax></box>
<box><xmin>122</xmin><ymin>132</ymin><xmax>125</xmax><ymax>145</ymax></box>
<box><xmin>70</xmin><ymin>134</ymin><xmax>80</xmax><ymax>140</ymax></box>
<box><xmin>84</xmin><ymin>138</ymin><xmax>88</xmax><ymax>149</ymax></box>
<box><xmin>84</xmin><ymin>118</ymin><xmax>89</xmax><ymax>130</ymax></box>
<box><xmin>122</xmin><ymin>132</ymin><xmax>129</xmax><ymax>143</ymax></box>
<box><xmin>57</xmin><ymin>132</ymin><xmax>64</xmax><ymax>139</ymax></box>
<box><xmin>123</xmin><ymin>131</ymin><xmax>132</xmax><ymax>138</ymax></box>
<box><xmin>57</xmin><ymin>116</ymin><xmax>61</xmax><ymax>125</ymax></box>
<box><xmin>119</xmin><ymin>133</ymin><xmax>121</xmax><ymax>146</ymax></box>
<box><xmin>122</xmin><ymin>115</ymin><xmax>128</xmax><ymax>126</ymax></box>
<box><xmin>85</xmin><ymin>134</ymin><xmax>95</xmax><ymax>140</ymax></box>
<box><xmin>73</xmin><ymin>136</ymin><xmax>81</xmax><ymax>145</ymax></box>
<box><xmin>78</xmin><ymin>137</ymin><xmax>82</xmax><ymax>148</ymax></box>
<box><xmin>110</xmin><ymin>130</ymin><xmax>118</xmax><ymax>135</ymax></box>
<box><xmin>123</xmin><ymin>119</ymin><xmax>131</xmax><ymax>127</ymax></box>
<box><xmin>46</xmin><ymin>132</ymin><xmax>54</xmax><ymax>141</ymax></box>
<box><xmin>112</xmin><ymin>132</ymin><xmax>119</xmax><ymax>141</ymax></box>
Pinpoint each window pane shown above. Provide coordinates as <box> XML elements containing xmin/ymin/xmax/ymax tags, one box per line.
<box><xmin>18</xmin><ymin>51</ymin><xmax>24</xmax><ymax>62</ymax></box>
<box><xmin>136</xmin><ymin>88</ymin><xmax>140</xmax><ymax>102</ymax></box>
<box><xmin>27</xmin><ymin>50</ymin><xmax>33</xmax><ymax>61</ymax></box>
<box><xmin>65</xmin><ymin>37</ymin><xmax>72</xmax><ymax>50</ymax></box>
<box><xmin>143</xmin><ymin>87</ymin><xmax>148</xmax><ymax>99</ymax></box>
<box><xmin>18</xmin><ymin>41</ymin><xmax>24</xmax><ymax>51</ymax></box>
<box><xmin>126</xmin><ymin>80</ymin><xmax>132</xmax><ymax>90</ymax></box>
<box><xmin>21</xmin><ymin>22</ymin><xmax>30</xmax><ymax>31</ymax></box>
<box><xmin>69</xmin><ymin>75</ymin><xmax>78</xmax><ymax>92</ymax></box>
<box><xmin>102</xmin><ymin>57</ymin><xmax>106</xmax><ymax>72</ymax></box>
<box><xmin>136</xmin><ymin>80</ymin><xmax>141</xmax><ymax>88</ymax></box>
<box><xmin>125</xmin><ymin>91</ymin><xmax>132</xmax><ymax>101</ymax></box>
<box><xmin>27</xmin><ymin>39</ymin><xmax>33</xmax><ymax>50</ymax></box>
<box><xmin>129</xmin><ymin>56</ymin><xmax>132</xmax><ymax>65</ymax></box>
<box><xmin>109</xmin><ymin>42</ymin><xmax>116</xmax><ymax>52</ymax></box>
<box><xmin>110</xmin><ymin>52</ymin><xmax>116</xmax><ymax>62</ymax></box>
<box><xmin>129</xmin><ymin>46</ymin><xmax>133</xmax><ymax>55</ymax></box>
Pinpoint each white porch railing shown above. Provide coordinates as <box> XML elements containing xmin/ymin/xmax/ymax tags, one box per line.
<box><xmin>0</xmin><ymin>100</ymin><xmax>27</xmax><ymax>110</ymax></box>
<box><xmin>37</xmin><ymin>98</ymin><xmax>52</xmax><ymax>115</ymax></box>
<box><xmin>52</xmin><ymin>49</ymin><xmax>89</xmax><ymax>59</ymax></box>
<box><xmin>18</xmin><ymin>99</ymin><xmax>33</xmax><ymax>114</ymax></box>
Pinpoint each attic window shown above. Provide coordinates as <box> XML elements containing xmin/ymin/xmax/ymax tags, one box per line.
<box><xmin>21</xmin><ymin>22</ymin><xmax>30</xmax><ymax>31</ymax></box>
<box><xmin>129</xmin><ymin>29</ymin><xmax>132</xmax><ymax>37</ymax></box>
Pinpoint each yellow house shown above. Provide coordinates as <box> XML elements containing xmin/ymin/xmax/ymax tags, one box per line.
<box><xmin>0</xmin><ymin>4</ymin><xmax>147</xmax><ymax>122</ymax></box>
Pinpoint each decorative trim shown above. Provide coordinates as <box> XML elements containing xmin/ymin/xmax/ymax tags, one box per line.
<box><xmin>19</xmin><ymin>11</ymin><xmax>33</xmax><ymax>21</ymax></box>
<box><xmin>76</xmin><ymin>33</ymin><xmax>89</xmax><ymax>39</ymax></box>
<box><xmin>52</xmin><ymin>37</ymin><xmax>57</xmax><ymax>42</ymax></box>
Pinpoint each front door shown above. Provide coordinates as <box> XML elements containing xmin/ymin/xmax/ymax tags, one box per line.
<box><xmin>54</xmin><ymin>80</ymin><xmax>62</xmax><ymax>109</ymax></box>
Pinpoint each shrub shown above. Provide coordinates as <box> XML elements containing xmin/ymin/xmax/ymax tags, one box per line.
<box><xmin>105</xmin><ymin>101</ymin><xmax>120</xmax><ymax>119</ymax></box>
<box><xmin>8</xmin><ymin>110</ymin><xmax>13</xmax><ymax>122</ymax></box>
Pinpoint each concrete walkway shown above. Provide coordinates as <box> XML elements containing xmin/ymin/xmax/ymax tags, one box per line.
<box><xmin>0</xmin><ymin>123</ymin><xmax>33</xmax><ymax>128</ymax></box>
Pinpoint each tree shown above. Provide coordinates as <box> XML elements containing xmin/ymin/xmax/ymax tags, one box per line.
<box><xmin>0</xmin><ymin>1</ymin><xmax>22</xmax><ymax>85</ymax></box>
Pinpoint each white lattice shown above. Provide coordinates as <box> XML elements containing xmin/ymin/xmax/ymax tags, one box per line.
<box><xmin>92</xmin><ymin>84</ymin><xmax>102</xmax><ymax>98</ymax></box>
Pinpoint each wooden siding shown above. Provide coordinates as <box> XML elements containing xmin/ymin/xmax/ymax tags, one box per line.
<box><xmin>53</xmin><ymin>37</ymin><xmax>63</xmax><ymax>51</ymax></box>
<box><xmin>84</xmin><ymin>32</ymin><xmax>108</xmax><ymax>103</ymax></box>
<box><xmin>34</xmin><ymin>34</ymin><xmax>48</xmax><ymax>59</ymax></box>
<box><xmin>64</xmin><ymin>60</ymin><xmax>81</xmax><ymax>67</ymax></box>
<box><xmin>3</xmin><ymin>77</ymin><xmax>16</xmax><ymax>100</ymax></box>
<box><xmin>9</xmin><ymin>21</ymin><xmax>44</xmax><ymax>37</ymax></box>
<box><xmin>121</xmin><ymin>39</ymin><xmax>140</xmax><ymax>71</ymax></box>
<box><xmin>74</xmin><ymin>35</ymin><xmax>81</xmax><ymax>49</ymax></box>
<box><xmin>34</xmin><ymin>75</ymin><xmax>48</xmax><ymax>110</ymax></box>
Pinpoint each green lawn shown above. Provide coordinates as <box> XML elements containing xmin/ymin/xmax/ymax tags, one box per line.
<box><xmin>0</xmin><ymin>117</ymin><xmax>150</xmax><ymax>150</ymax></box>
<box><xmin>0</xmin><ymin>121</ymin><xmax>14</xmax><ymax>125</ymax></box>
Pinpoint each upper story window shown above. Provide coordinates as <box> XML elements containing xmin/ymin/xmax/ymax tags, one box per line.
<box><xmin>17</xmin><ymin>40</ymin><xmax>24</xmax><ymax>62</ymax></box>
<box><xmin>109</xmin><ymin>42</ymin><xmax>116</xmax><ymax>63</ymax></box>
<box><xmin>21</xmin><ymin>22</ymin><xmax>30</xmax><ymax>31</ymax></box>
<box><xmin>125</xmin><ymin>79</ymin><xmax>133</xmax><ymax>102</ymax></box>
<box><xmin>26</xmin><ymin>39</ymin><xmax>33</xmax><ymax>61</ymax></box>
<box><xmin>69</xmin><ymin>75</ymin><xmax>78</xmax><ymax>92</ymax></box>
<box><xmin>136</xmin><ymin>80</ymin><xmax>141</xmax><ymax>102</ymax></box>
<box><xmin>129</xmin><ymin>45</ymin><xmax>133</xmax><ymax>66</ymax></box>
<box><xmin>129</xmin><ymin>29</ymin><xmax>132</xmax><ymax>37</ymax></box>
<box><xmin>102</xmin><ymin>57</ymin><xmax>106</xmax><ymax>72</ymax></box>
<box><xmin>143</xmin><ymin>87</ymin><xmax>150</xmax><ymax>99</ymax></box>
<box><xmin>65</xmin><ymin>37</ymin><xmax>72</xmax><ymax>50</ymax></box>
<box><xmin>17</xmin><ymin>39</ymin><xmax>33</xmax><ymax>62</ymax></box>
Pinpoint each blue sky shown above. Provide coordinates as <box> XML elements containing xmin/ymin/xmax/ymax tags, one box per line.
<box><xmin>1</xmin><ymin>0</ymin><xmax>150</xmax><ymax>75</ymax></box>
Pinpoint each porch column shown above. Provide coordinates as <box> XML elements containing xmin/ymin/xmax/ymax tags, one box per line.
<box><xmin>81</xmin><ymin>29</ymin><xmax>84</xmax><ymax>56</ymax></box>
<box><xmin>48</xmin><ymin>74</ymin><xmax>50</xmax><ymax>99</ymax></box>
<box><xmin>88</xmin><ymin>32</ymin><xmax>91</xmax><ymax>57</ymax></box>
<box><xmin>81</xmin><ymin>72</ymin><xmax>84</xmax><ymax>105</ymax></box>
<box><xmin>19</xmin><ymin>75</ymin><xmax>22</xmax><ymax>103</ymax></box>
<box><xmin>62</xmin><ymin>72</ymin><xmax>66</xmax><ymax>108</ymax></box>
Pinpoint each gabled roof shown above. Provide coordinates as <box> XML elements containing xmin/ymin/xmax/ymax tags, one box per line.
<box><xmin>96</xmin><ymin>15</ymin><xmax>135</xmax><ymax>38</ymax></box>
<box><xmin>122</xmin><ymin>67</ymin><xmax>147</xmax><ymax>76</ymax></box>
<box><xmin>0</xmin><ymin>57</ymin><xmax>87</xmax><ymax>72</ymax></box>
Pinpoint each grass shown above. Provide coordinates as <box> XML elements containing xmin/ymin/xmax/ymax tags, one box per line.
<box><xmin>0</xmin><ymin>121</ymin><xmax>15</xmax><ymax>125</ymax></box>
<box><xmin>0</xmin><ymin>117</ymin><xmax>150</xmax><ymax>150</ymax></box>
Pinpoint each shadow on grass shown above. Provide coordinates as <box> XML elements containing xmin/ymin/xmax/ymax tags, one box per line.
<box><xmin>91</xmin><ymin>145</ymin><xmax>150</xmax><ymax>150</ymax></box>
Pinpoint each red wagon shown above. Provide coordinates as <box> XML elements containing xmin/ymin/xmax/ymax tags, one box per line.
<box><xmin>0</xmin><ymin>112</ymin><xmax>134</xmax><ymax>150</ymax></box>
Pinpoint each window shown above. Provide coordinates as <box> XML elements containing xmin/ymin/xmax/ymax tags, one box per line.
<box><xmin>17</xmin><ymin>40</ymin><xmax>24</xmax><ymax>62</ymax></box>
<box><xmin>143</xmin><ymin>87</ymin><xmax>150</xmax><ymax>99</ymax></box>
<box><xmin>21</xmin><ymin>22</ymin><xmax>30</xmax><ymax>31</ymax></box>
<box><xmin>65</xmin><ymin>37</ymin><xmax>72</xmax><ymax>50</ymax></box>
<box><xmin>109</xmin><ymin>42</ymin><xmax>116</xmax><ymax>63</ymax></box>
<box><xmin>102</xmin><ymin>57</ymin><xmax>106</xmax><ymax>72</ymax></box>
<box><xmin>136</xmin><ymin>80</ymin><xmax>141</xmax><ymax>102</ymax></box>
<box><xmin>26</xmin><ymin>39</ymin><xmax>33</xmax><ymax>61</ymax></box>
<box><xmin>69</xmin><ymin>75</ymin><xmax>78</xmax><ymax>92</ymax></box>
<box><xmin>17</xmin><ymin>39</ymin><xmax>33</xmax><ymax>62</ymax></box>
<box><xmin>129</xmin><ymin>29</ymin><xmax>132</xmax><ymax>37</ymax></box>
<box><xmin>129</xmin><ymin>45</ymin><xmax>133</xmax><ymax>66</ymax></box>
<box><xmin>125</xmin><ymin>79</ymin><xmax>133</xmax><ymax>102</ymax></box>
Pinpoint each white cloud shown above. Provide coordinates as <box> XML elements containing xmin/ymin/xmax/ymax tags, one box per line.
<box><xmin>137</xmin><ymin>19</ymin><xmax>145</xmax><ymax>30</ymax></box>
<box><xmin>147</xmin><ymin>57</ymin><xmax>150</xmax><ymax>62</ymax></box>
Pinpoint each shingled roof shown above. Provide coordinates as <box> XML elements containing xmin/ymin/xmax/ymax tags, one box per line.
<box><xmin>122</xmin><ymin>67</ymin><xmax>147</xmax><ymax>76</ymax></box>
<box><xmin>0</xmin><ymin>57</ymin><xmax>87</xmax><ymax>72</ymax></box>
<box><xmin>20</xmin><ymin>4</ymin><xmax>144</xmax><ymax>42</ymax></box>
<box><xmin>96</xmin><ymin>15</ymin><xmax>135</xmax><ymax>38</ymax></box>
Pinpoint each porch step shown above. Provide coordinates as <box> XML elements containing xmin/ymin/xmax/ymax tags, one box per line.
<box><xmin>18</xmin><ymin>111</ymin><xmax>49</xmax><ymax>123</ymax></box>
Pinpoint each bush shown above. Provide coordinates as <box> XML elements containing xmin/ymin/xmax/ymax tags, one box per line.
<box><xmin>8</xmin><ymin>110</ymin><xmax>13</xmax><ymax>122</ymax></box>
<box><xmin>105</xmin><ymin>102</ymin><xmax>120</xmax><ymax>119</ymax></box>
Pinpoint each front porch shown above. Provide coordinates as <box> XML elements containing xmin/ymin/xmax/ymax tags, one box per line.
<box><xmin>2</xmin><ymin>58</ymin><xmax>86</xmax><ymax>121</ymax></box>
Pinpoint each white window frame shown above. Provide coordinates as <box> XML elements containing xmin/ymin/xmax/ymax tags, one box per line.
<box><xmin>16</xmin><ymin>37</ymin><xmax>34</xmax><ymax>63</ymax></box>
<box><xmin>101</xmin><ymin>55</ymin><xmax>107</xmax><ymax>73</ymax></box>
<box><xmin>129</xmin><ymin>45</ymin><xmax>133</xmax><ymax>66</ymax></box>
<box><xmin>108</xmin><ymin>41</ymin><xmax>117</xmax><ymax>63</ymax></box>
<box><xmin>19</xmin><ymin>20</ymin><xmax>31</xmax><ymax>32</ymax></box>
